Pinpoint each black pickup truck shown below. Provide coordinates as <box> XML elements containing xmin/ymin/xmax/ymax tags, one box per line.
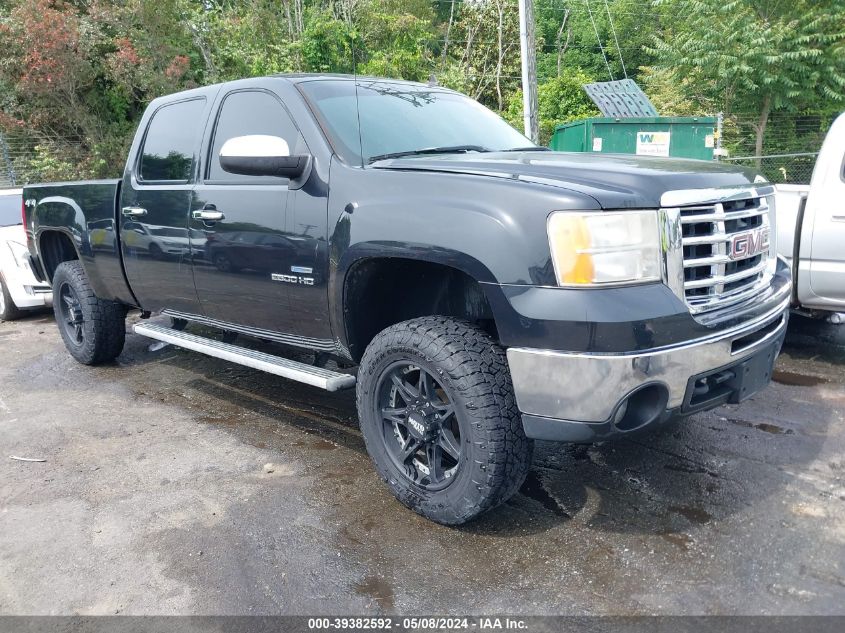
<box><xmin>23</xmin><ymin>75</ymin><xmax>791</xmax><ymax>524</ymax></box>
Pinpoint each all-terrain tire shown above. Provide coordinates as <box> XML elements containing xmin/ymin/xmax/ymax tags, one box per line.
<box><xmin>0</xmin><ymin>274</ymin><xmax>25</xmax><ymax>321</ymax></box>
<box><xmin>52</xmin><ymin>261</ymin><xmax>126</xmax><ymax>365</ymax></box>
<box><xmin>356</xmin><ymin>316</ymin><xmax>533</xmax><ymax>525</ymax></box>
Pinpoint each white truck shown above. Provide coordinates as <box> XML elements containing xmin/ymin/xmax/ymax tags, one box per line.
<box><xmin>0</xmin><ymin>188</ymin><xmax>52</xmax><ymax>320</ymax></box>
<box><xmin>776</xmin><ymin>112</ymin><xmax>845</xmax><ymax>322</ymax></box>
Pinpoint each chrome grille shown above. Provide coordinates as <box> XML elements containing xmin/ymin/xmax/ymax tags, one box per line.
<box><xmin>676</xmin><ymin>195</ymin><xmax>773</xmax><ymax>313</ymax></box>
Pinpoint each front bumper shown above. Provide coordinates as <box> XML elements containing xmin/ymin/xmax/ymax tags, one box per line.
<box><xmin>506</xmin><ymin>289</ymin><xmax>790</xmax><ymax>443</ymax></box>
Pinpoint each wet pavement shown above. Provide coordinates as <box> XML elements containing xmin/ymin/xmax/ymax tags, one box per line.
<box><xmin>0</xmin><ymin>312</ymin><xmax>843</xmax><ymax>615</ymax></box>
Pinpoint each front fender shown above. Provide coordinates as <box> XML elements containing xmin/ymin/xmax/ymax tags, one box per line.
<box><xmin>325</xmin><ymin>161</ymin><xmax>602</xmax><ymax>348</ymax></box>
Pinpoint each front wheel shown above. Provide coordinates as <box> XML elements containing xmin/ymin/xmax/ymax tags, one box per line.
<box><xmin>0</xmin><ymin>274</ymin><xmax>25</xmax><ymax>321</ymax></box>
<box><xmin>52</xmin><ymin>261</ymin><xmax>127</xmax><ymax>365</ymax></box>
<box><xmin>356</xmin><ymin>317</ymin><xmax>532</xmax><ymax>525</ymax></box>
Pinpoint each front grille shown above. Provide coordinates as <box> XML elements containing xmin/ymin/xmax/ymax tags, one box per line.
<box><xmin>677</xmin><ymin>195</ymin><xmax>772</xmax><ymax>313</ymax></box>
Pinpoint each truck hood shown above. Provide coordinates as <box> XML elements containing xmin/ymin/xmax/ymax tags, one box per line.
<box><xmin>370</xmin><ymin>151</ymin><xmax>763</xmax><ymax>209</ymax></box>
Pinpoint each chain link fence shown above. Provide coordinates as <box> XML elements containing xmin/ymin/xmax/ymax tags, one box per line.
<box><xmin>0</xmin><ymin>133</ymin><xmax>94</xmax><ymax>188</ymax></box>
<box><xmin>715</xmin><ymin>111</ymin><xmax>833</xmax><ymax>185</ymax></box>
<box><xmin>720</xmin><ymin>152</ymin><xmax>819</xmax><ymax>185</ymax></box>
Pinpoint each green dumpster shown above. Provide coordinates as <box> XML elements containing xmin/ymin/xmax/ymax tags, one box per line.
<box><xmin>549</xmin><ymin>116</ymin><xmax>717</xmax><ymax>160</ymax></box>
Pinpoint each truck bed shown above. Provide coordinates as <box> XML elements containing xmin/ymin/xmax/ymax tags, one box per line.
<box><xmin>23</xmin><ymin>178</ymin><xmax>136</xmax><ymax>305</ymax></box>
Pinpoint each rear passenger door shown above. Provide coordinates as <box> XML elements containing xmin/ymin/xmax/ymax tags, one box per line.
<box><xmin>119</xmin><ymin>97</ymin><xmax>209</xmax><ymax>314</ymax></box>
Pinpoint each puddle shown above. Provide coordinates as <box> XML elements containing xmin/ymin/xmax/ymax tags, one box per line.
<box><xmin>728</xmin><ymin>418</ymin><xmax>794</xmax><ymax>435</ymax></box>
<box><xmin>310</xmin><ymin>438</ymin><xmax>338</xmax><ymax>451</ymax></box>
<box><xmin>661</xmin><ymin>532</ymin><xmax>692</xmax><ymax>550</ymax></box>
<box><xmin>772</xmin><ymin>370</ymin><xmax>829</xmax><ymax>387</ymax></box>
<box><xmin>663</xmin><ymin>463</ymin><xmax>711</xmax><ymax>476</ymax></box>
<box><xmin>354</xmin><ymin>575</ymin><xmax>395</xmax><ymax>611</ymax></box>
<box><xmin>519</xmin><ymin>472</ymin><xmax>570</xmax><ymax>517</ymax></box>
<box><xmin>669</xmin><ymin>505</ymin><xmax>711</xmax><ymax>524</ymax></box>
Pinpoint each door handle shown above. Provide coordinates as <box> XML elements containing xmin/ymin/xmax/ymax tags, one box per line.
<box><xmin>832</xmin><ymin>215</ymin><xmax>845</xmax><ymax>222</ymax></box>
<box><xmin>121</xmin><ymin>207</ymin><xmax>147</xmax><ymax>217</ymax></box>
<box><xmin>192</xmin><ymin>210</ymin><xmax>225</xmax><ymax>222</ymax></box>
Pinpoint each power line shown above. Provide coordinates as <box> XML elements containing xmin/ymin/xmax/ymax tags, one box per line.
<box><xmin>602</xmin><ymin>0</ymin><xmax>627</xmax><ymax>78</ymax></box>
<box><xmin>583</xmin><ymin>0</ymin><xmax>613</xmax><ymax>80</ymax></box>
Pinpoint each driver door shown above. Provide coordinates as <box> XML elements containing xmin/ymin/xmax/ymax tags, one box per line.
<box><xmin>191</xmin><ymin>89</ymin><xmax>302</xmax><ymax>332</ymax></box>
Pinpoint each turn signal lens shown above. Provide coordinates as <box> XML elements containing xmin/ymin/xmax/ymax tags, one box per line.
<box><xmin>547</xmin><ymin>211</ymin><xmax>661</xmax><ymax>286</ymax></box>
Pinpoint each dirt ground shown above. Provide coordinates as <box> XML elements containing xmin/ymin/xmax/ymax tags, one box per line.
<box><xmin>0</xmin><ymin>311</ymin><xmax>843</xmax><ymax>615</ymax></box>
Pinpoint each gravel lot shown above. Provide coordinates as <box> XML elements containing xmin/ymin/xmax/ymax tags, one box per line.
<box><xmin>0</xmin><ymin>311</ymin><xmax>843</xmax><ymax>615</ymax></box>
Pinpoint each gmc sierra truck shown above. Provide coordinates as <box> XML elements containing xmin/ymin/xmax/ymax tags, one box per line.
<box><xmin>23</xmin><ymin>75</ymin><xmax>791</xmax><ymax>525</ymax></box>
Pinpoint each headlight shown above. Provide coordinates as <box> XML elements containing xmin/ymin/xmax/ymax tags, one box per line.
<box><xmin>547</xmin><ymin>210</ymin><xmax>661</xmax><ymax>286</ymax></box>
<box><xmin>6</xmin><ymin>240</ymin><xmax>31</xmax><ymax>270</ymax></box>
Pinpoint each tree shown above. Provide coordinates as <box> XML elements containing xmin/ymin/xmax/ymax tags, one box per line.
<box><xmin>0</xmin><ymin>0</ymin><xmax>199</xmax><ymax>178</ymax></box>
<box><xmin>648</xmin><ymin>0</ymin><xmax>845</xmax><ymax>164</ymax></box>
<box><xmin>357</xmin><ymin>0</ymin><xmax>434</xmax><ymax>81</ymax></box>
<box><xmin>438</xmin><ymin>0</ymin><xmax>521</xmax><ymax>110</ymax></box>
<box><xmin>506</xmin><ymin>68</ymin><xmax>600</xmax><ymax>143</ymax></box>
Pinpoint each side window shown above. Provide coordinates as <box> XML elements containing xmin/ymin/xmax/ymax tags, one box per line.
<box><xmin>139</xmin><ymin>98</ymin><xmax>206</xmax><ymax>182</ymax></box>
<box><xmin>208</xmin><ymin>90</ymin><xmax>300</xmax><ymax>183</ymax></box>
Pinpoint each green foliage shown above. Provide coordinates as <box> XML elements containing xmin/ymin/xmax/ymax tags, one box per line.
<box><xmin>638</xmin><ymin>66</ymin><xmax>712</xmax><ymax>116</ymax></box>
<box><xmin>647</xmin><ymin>0</ymin><xmax>845</xmax><ymax>156</ymax></box>
<box><xmin>301</xmin><ymin>10</ymin><xmax>358</xmax><ymax>74</ymax></box>
<box><xmin>25</xmin><ymin>144</ymin><xmax>83</xmax><ymax>182</ymax></box>
<box><xmin>357</xmin><ymin>9</ymin><xmax>433</xmax><ymax>81</ymax></box>
<box><xmin>506</xmin><ymin>69</ymin><xmax>600</xmax><ymax>144</ymax></box>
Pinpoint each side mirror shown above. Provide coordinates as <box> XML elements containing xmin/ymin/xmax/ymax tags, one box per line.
<box><xmin>219</xmin><ymin>135</ymin><xmax>309</xmax><ymax>179</ymax></box>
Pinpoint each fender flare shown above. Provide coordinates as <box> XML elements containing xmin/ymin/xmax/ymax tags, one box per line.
<box><xmin>329</xmin><ymin>242</ymin><xmax>498</xmax><ymax>356</ymax></box>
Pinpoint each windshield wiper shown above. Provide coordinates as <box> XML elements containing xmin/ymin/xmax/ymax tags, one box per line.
<box><xmin>502</xmin><ymin>146</ymin><xmax>550</xmax><ymax>152</ymax></box>
<box><xmin>368</xmin><ymin>145</ymin><xmax>490</xmax><ymax>163</ymax></box>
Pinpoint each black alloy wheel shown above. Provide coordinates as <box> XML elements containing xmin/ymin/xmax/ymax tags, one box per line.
<box><xmin>357</xmin><ymin>317</ymin><xmax>533</xmax><ymax>525</ymax></box>
<box><xmin>58</xmin><ymin>281</ymin><xmax>85</xmax><ymax>347</ymax></box>
<box><xmin>376</xmin><ymin>362</ymin><xmax>463</xmax><ymax>491</ymax></box>
<box><xmin>51</xmin><ymin>261</ymin><xmax>126</xmax><ymax>365</ymax></box>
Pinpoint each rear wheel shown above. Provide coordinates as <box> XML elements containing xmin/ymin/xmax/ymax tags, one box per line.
<box><xmin>52</xmin><ymin>261</ymin><xmax>127</xmax><ymax>365</ymax></box>
<box><xmin>357</xmin><ymin>317</ymin><xmax>532</xmax><ymax>525</ymax></box>
<box><xmin>213</xmin><ymin>253</ymin><xmax>237</xmax><ymax>273</ymax></box>
<box><xmin>0</xmin><ymin>275</ymin><xmax>25</xmax><ymax>321</ymax></box>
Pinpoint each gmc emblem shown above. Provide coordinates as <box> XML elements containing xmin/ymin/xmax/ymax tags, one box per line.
<box><xmin>729</xmin><ymin>228</ymin><xmax>769</xmax><ymax>261</ymax></box>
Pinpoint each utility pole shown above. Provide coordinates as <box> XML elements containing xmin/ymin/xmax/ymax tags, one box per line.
<box><xmin>518</xmin><ymin>0</ymin><xmax>539</xmax><ymax>143</ymax></box>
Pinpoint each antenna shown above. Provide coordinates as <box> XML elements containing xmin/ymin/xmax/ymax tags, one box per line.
<box><xmin>351</xmin><ymin>32</ymin><xmax>365</xmax><ymax>167</ymax></box>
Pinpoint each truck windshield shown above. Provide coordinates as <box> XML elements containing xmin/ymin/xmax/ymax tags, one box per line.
<box><xmin>0</xmin><ymin>194</ymin><xmax>21</xmax><ymax>227</ymax></box>
<box><xmin>298</xmin><ymin>79</ymin><xmax>532</xmax><ymax>165</ymax></box>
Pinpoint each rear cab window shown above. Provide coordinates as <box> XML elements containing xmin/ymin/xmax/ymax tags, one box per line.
<box><xmin>138</xmin><ymin>98</ymin><xmax>207</xmax><ymax>183</ymax></box>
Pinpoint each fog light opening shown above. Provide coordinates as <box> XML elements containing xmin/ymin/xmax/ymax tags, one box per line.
<box><xmin>612</xmin><ymin>384</ymin><xmax>669</xmax><ymax>432</ymax></box>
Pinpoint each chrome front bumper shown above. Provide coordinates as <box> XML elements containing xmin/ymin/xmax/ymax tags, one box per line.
<box><xmin>506</xmin><ymin>291</ymin><xmax>790</xmax><ymax>442</ymax></box>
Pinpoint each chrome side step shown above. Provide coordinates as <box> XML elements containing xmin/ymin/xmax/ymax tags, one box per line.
<box><xmin>133</xmin><ymin>322</ymin><xmax>356</xmax><ymax>392</ymax></box>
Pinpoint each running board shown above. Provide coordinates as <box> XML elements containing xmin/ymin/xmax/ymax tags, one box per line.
<box><xmin>133</xmin><ymin>322</ymin><xmax>356</xmax><ymax>392</ymax></box>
